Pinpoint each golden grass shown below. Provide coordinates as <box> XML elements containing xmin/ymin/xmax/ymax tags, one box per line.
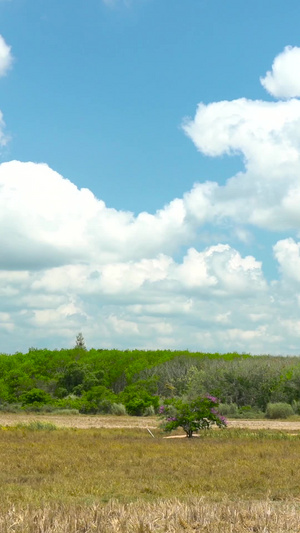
<box><xmin>2</xmin><ymin>499</ymin><xmax>300</xmax><ymax>532</ymax></box>
<box><xmin>2</xmin><ymin>426</ymin><xmax>300</xmax><ymax>531</ymax></box>
<box><xmin>1</xmin><ymin>426</ymin><xmax>300</xmax><ymax>504</ymax></box>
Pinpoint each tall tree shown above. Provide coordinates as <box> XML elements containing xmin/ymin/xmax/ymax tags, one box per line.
<box><xmin>75</xmin><ymin>332</ymin><xmax>86</xmax><ymax>351</ymax></box>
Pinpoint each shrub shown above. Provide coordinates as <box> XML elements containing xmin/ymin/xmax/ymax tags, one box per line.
<box><xmin>110</xmin><ymin>403</ymin><xmax>127</xmax><ymax>416</ymax></box>
<box><xmin>97</xmin><ymin>400</ymin><xmax>113</xmax><ymax>414</ymax></box>
<box><xmin>159</xmin><ymin>395</ymin><xmax>227</xmax><ymax>438</ymax></box>
<box><xmin>143</xmin><ymin>405</ymin><xmax>155</xmax><ymax>416</ymax></box>
<box><xmin>54</xmin><ymin>387</ymin><xmax>69</xmax><ymax>399</ymax></box>
<box><xmin>0</xmin><ymin>403</ymin><xmax>22</xmax><ymax>413</ymax></box>
<box><xmin>53</xmin><ymin>397</ymin><xmax>84</xmax><ymax>411</ymax></box>
<box><xmin>292</xmin><ymin>400</ymin><xmax>300</xmax><ymax>414</ymax></box>
<box><xmin>37</xmin><ymin>404</ymin><xmax>57</xmax><ymax>413</ymax></box>
<box><xmin>16</xmin><ymin>421</ymin><xmax>57</xmax><ymax>431</ymax></box>
<box><xmin>51</xmin><ymin>408</ymin><xmax>80</xmax><ymax>415</ymax></box>
<box><xmin>20</xmin><ymin>388</ymin><xmax>52</xmax><ymax>406</ymax></box>
<box><xmin>79</xmin><ymin>400</ymin><xmax>98</xmax><ymax>414</ymax></box>
<box><xmin>121</xmin><ymin>389</ymin><xmax>159</xmax><ymax>416</ymax></box>
<box><xmin>125</xmin><ymin>397</ymin><xmax>147</xmax><ymax>416</ymax></box>
<box><xmin>265</xmin><ymin>402</ymin><xmax>294</xmax><ymax>419</ymax></box>
<box><xmin>237</xmin><ymin>406</ymin><xmax>264</xmax><ymax>419</ymax></box>
<box><xmin>218</xmin><ymin>403</ymin><xmax>239</xmax><ymax>417</ymax></box>
<box><xmin>22</xmin><ymin>403</ymin><xmax>46</xmax><ymax>412</ymax></box>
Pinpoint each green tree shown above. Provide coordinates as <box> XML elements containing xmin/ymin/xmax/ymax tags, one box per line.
<box><xmin>75</xmin><ymin>332</ymin><xmax>86</xmax><ymax>350</ymax></box>
<box><xmin>159</xmin><ymin>396</ymin><xmax>226</xmax><ymax>438</ymax></box>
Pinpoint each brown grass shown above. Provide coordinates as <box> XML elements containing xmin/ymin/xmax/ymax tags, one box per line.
<box><xmin>2</xmin><ymin>422</ymin><xmax>300</xmax><ymax>531</ymax></box>
<box><xmin>2</xmin><ymin>499</ymin><xmax>300</xmax><ymax>532</ymax></box>
<box><xmin>2</xmin><ymin>426</ymin><xmax>300</xmax><ymax>504</ymax></box>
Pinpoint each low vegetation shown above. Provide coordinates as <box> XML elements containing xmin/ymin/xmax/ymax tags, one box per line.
<box><xmin>1</xmin><ymin>426</ymin><xmax>300</xmax><ymax>531</ymax></box>
<box><xmin>266</xmin><ymin>402</ymin><xmax>295</xmax><ymax>419</ymax></box>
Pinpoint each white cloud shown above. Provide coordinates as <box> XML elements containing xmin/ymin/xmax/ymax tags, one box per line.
<box><xmin>260</xmin><ymin>46</ymin><xmax>300</xmax><ymax>98</ymax></box>
<box><xmin>0</xmin><ymin>161</ymin><xmax>192</xmax><ymax>271</ymax></box>
<box><xmin>0</xmin><ymin>34</ymin><xmax>13</xmax><ymax>77</ymax></box>
<box><xmin>273</xmin><ymin>238</ymin><xmax>300</xmax><ymax>283</ymax></box>
<box><xmin>0</xmin><ymin>240</ymin><xmax>274</xmax><ymax>353</ymax></box>
<box><xmin>183</xmin><ymin>96</ymin><xmax>300</xmax><ymax>231</ymax></box>
<box><xmin>2</xmin><ymin>47</ymin><xmax>300</xmax><ymax>353</ymax></box>
<box><xmin>0</xmin><ymin>35</ymin><xmax>12</xmax><ymax>147</ymax></box>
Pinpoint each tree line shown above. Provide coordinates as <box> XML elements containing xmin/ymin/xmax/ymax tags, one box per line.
<box><xmin>0</xmin><ymin>342</ymin><xmax>300</xmax><ymax>416</ymax></box>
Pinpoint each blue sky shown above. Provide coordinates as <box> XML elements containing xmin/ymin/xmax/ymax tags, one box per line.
<box><xmin>1</xmin><ymin>0</ymin><xmax>300</xmax><ymax>354</ymax></box>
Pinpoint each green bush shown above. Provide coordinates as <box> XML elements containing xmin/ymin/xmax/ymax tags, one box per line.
<box><xmin>54</xmin><ymin>387</ymin><xmax>69</xmax><ymax>399</ymax></box>
<box><xmin>79</xmin><ymin>400</ymin><xmax>98</xmax><ymax>414</ymax></box>
<box><xmin>97</xmin><ymin>399</ymin><xmax>113</xmax><ymax>414</ymax></box>
<box><xmin>292</xmin><ymin>400</ymin><xmax>300</xmax><ymax>414</ymax></box>
<box><xmin>216</xmin><ymin>403</ymin><xmax>264</xmax><ymax>419</ymax></box>
<box><xmin>238</xmin><ymin>405</ymin><xmax>264</xmax><ymax>419</ymax></box>
<box><xmin>125</xmin><ymin>397</ymin><xmax>146</xmax><ymax>416</ymax></box>
<box><xmin>218</xmin><ymin>403</ymin><xmax>239</xmax><ymax>417</ymax></box>
<box><xmin>120</xmin><ymin>388</ymin><xmax>159</xmax><ymax>416</ymax></box>
<box><xmin>20</xmin><ymin>388</ymin><xmax>52</xmax><ymax>406</ymax></box>
<box><xmin>53</xmin><ymin>397</ymin><xmax>84</xmax><ymax>411</ymax></box>
<box><xmin>265</xmin><ymin>402</ymin><xmax>294</xmax><ymax>419</ymax></box>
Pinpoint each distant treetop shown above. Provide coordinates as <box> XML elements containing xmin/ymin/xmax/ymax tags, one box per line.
<box><xmin>75</xmin><ymin>332</ymin><xmax>86</xmax><ymax>350</ymax></box>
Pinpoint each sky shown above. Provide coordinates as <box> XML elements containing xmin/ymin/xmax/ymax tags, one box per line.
<box><xmin>1</xmin><ymin>0</ymin><xmax>300</xmax><ymax>354</ymax></box>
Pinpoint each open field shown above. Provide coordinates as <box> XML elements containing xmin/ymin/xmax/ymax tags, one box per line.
<box><xmin>2</xmin><ymin>422</ymin><xmax>300</xmax><ymax>531</ymax></box>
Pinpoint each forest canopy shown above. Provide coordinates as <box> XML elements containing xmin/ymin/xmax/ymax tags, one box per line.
<box><xmin>0</xmin><ymin>345</ymin><xmax>300</xmax><ymax>417</ymax></box>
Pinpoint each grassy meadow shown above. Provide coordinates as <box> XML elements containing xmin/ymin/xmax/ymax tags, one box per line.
<box><xmin>2</xmin><ymin>423</ymin><xmax>300</xmax><ymax>531</ymax></box>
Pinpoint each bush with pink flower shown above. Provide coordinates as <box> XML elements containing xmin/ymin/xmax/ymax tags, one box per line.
<box><xmin>159</xmin><ymin>396</ymin><xmax>227</xmax><ymax>438</ymax></box>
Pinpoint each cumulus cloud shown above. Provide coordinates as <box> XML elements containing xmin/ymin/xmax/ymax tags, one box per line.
<box><xmin>2</xmin><ymin>46</ymin><xmax>300</xmax><ymax>353</ymax></box>
<box><xmin>273</xmin><ymin>238</ymin><xmax>300</xmax><ymax>283</ymax></box>
<box><xmin>260</xmin><ymin>46</ymin><xmax>300</xmax><ymax>98</ymax></box>
<box><xmin>0</xmin><ymin>239</ymin><xmax>273</xmax><ymax>353</ymax></box>
<box><xmin>0</xmin><ymin>34</ymin><xmax>13</xmax><ymax>77</ymax></box>
<box><xmin>0</xmin><ymin>161</ymin><xmax>193</xmax><ymax>271</ymax></box>
<box><xmin>183</xmin><ymin>96</ymin><xmax>300</xmax><ymax>231</ymax></box>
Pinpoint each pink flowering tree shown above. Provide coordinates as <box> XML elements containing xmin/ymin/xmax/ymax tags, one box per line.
<box><xmin>159</xmin><ymin>395</ymin><xmax>227</xmax><ymax>438</ymax></box>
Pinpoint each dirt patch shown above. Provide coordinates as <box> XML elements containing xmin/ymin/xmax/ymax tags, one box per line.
<box><xmin>1</xmin><ymin>413</ymin><xmax>300</xmax><ymax>431</ymax></box>
<box><xmin>228</xmin><ymin>419</ymin><xmax>300</xmax><ymax>431</ymax></box>
<box><xmin>0</xmin><ymin>413</ymin><xmax>158</xmax><ymax>429</ymax></box>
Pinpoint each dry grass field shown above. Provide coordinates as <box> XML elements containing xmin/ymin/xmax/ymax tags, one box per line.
<box><xmin>1</xmin><ymin>416</ymin><xmax>300</xmax><ymax>531</ymax></box>
<box><xmin>2</xmin><ymin>499</ymin><xmax>300</xmax><ymax>532</ymax></box>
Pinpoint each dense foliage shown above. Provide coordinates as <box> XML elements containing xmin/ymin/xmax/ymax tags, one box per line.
<box><xmin>159</xmin><ymin>395</ymin><xmax>227</xmax><ymax>437</ymax></box>
<box><xmin>0</xmin><ymin>343</ymin><xmax>300</xmax><ymax>417</ymax></box>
